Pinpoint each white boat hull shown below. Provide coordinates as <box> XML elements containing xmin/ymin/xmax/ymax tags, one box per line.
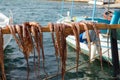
<box><xmin>66</xmin><ymin>34</ymin><xmax>120</xmax><ymax>64</ymax></box>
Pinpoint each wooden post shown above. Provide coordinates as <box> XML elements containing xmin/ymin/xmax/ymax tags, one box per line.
<box><xmin>110</xmin><ymin>10</ymin><xmax>120</xmax><ymax>80</ymax></box>
<box><xmin>111</xmin><ymin>30</ymin><xmax>119</xmax><ymax>79</ymax></box>
<box><xmin>2</xmin><ymin>23</ymin><xmax>120</xmax><ymax>34</ymax></box>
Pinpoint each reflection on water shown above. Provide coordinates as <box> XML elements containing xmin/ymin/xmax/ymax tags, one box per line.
<box><xmin>4</xmin><ymin>42</ymin><xmax>113</xmax><ymax>80</ymax></box>
<box><xmin>0</xmin><ymin>0</ymin><xmax>114</xmax><ymax>80</ymax></box>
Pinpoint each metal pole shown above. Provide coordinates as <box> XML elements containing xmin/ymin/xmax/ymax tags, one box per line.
<box><xmin>92</xmin><ymin>0</ymin><xmax>97</xmax><ymax>21</ymax></box>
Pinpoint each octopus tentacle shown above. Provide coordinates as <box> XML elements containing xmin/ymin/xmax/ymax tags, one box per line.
<box><xmin>50</xmin><ymin>23</ymin><xmax>68</xmax><ymax>80</ymax></box>
<box><xmin>9</xmin><ymin>23</ymin><xmax>34</xmax><ymax>80</ymax></box>
<box><xmin>92</xmin><ymin>22</ymin><xmax>103</xmax><ymax>69</ymax></box>
<box><xmin>48</xmin><ymin>23</ymin><xmax>58</xmax><ymax>56</ymax></box>
<box><xmin>38</xmin><ymin>24</ymin><xmax>48</xmax><ymax>77</ymax></box>
<box><xmin>15</xmin><ymin>25</ymin><xmax>24</xmax><ymax>46</ymax></box>
<box><xmin>60</xmin><ymin>23</ymin><xmax>67</xmax><ymax>80</ymax></box>
<box><xmin>80</xmin><ymin>22</ymin><xmax>91</xmax><ymax>62</ymax></box>
<box><xmin>48</xmin><ymin>22</ymin><xmax>60</xmax><ymax>78</ymax></box>
<box><xmin>22</xmin><ymin>23</ymin><xmax>33</xmax><ymax>59</ymax></box>
<box><xmin>31</xmin><ymin>26</ymin><xmax>40</xmax><ymax>63</ymax></box>
<box><xmin>54</xmin><ymin>23</ymin><xmax>61</xmax><ymax>56</ymax></box>
<box><xmin>22</xmin><ymin>24</ymin><xmax>30</xmax><ymax>80</ymax></box>
<box><xmin>73</xmin><ymin>22</ymin><xmax>81</xmax><ymax>72</ymax></box>
<box><xmin>54</xmin><ymin>23</ymin><xmax>62</xmax><ymax>74</ymax></box>
<box><xmin>30</xmin><ymin>22</ymin><xmax>48</xmax><ymax>78</ymax></box>
<box><xmin>8</xmin><ymin>25</ymin><xmax>23</xmax><ymax>50</ymax></box>
<box><xmin>0</xmin><ymin>28</ymin><xmax>6</xmax><ymax>80</ymax></box>
<box><xmin>31</xmin><ymin>25</ymin><xmax>40</xmax><ymax>78</ymax></box>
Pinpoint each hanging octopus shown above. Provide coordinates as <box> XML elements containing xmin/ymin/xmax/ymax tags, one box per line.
<box><xmin>78</xmin><ymin>21</ymin><xmax>92</xmax><ymax>62</ymax></box>
<box><xmin>91</xmin><ymin>22</ymin><xmax>103</xmax><ymax>69</ymax></box>
<box><xmin>8</xmin><ymin>22</ymin><xmax>48</xmax><ymax>80</ymax></box>
<box><xmin>30</xmin><ymin>22</ymin><xmax>48</xmax><ymax>78</ymax></box>
<box><xmin>77</xmin><ymin>21</ymin><xmax>103</xmax><ymax>67</ymax></box>
<box><xmin>49</xmin><ymin>22</ymin><xmax>91</xmax><ymax>80</ymax></box>
<box><xmin>70</xmin><ymin>22</ymin><xmax>81</xmax><ymax>72</ymax></box>
<box><xmin>0</xmin><ymin>21</ymin><xmax>103</xmax><ymax>80</ymax></box>
<box><xmin>8</xmin><ymin>23</ymin><xmax>34</xmax><ymax>80</ymax></box>
<box><xmin>49</xmin><ymin>23</ymin><xmax>69</xmax><ymax>80</ymax></box>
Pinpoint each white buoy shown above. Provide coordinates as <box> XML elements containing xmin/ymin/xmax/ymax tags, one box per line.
<box><xmin>90</xmin><ymin>43</ymin><xmax>97</xmax><ymax>62</ymax></box>
<box><xmin>67</xmin><ymin>11</ymin><xmax>70</xmax><ymax>17</ymax></box>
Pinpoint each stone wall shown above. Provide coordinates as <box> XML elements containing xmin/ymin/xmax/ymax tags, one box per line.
<box><xmin>116</xmin><ymin>0</ymin><xmax>120</xmax><ymax>3</ymax></box>
<box><xmin>72</xmin><ymin>0</ymin><xmax>88</xmax><ymax>1</ymax></box>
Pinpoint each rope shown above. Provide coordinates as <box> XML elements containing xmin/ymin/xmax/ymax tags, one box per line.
<box><xmin>9</xmin><ymin>10</ymin><xmax>13</xmax><ymax>25</ymax></box>
<box><xmin>70</xmin><ymin>0</ymin><xmax>74</xmax><ymax>18</ymax></box>
<box><xmin>43</xmin><ymin>49</ymin><xmax>113</xmax><ymax>80</ymax></box>
<box><xmin>61</xmin><ymin>0</ymin><xmax>64</xmax><ymax>17</ymax></box>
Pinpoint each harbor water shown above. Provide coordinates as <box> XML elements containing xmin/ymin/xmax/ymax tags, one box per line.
<box><xmin>0</xmin><ymin>0</ymin><xmax>115</xmax><ymax>80</ymax></box>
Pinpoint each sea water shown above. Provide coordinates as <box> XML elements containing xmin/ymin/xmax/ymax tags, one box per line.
<box><xmin>0</xmin><ymin>0</ymin><xmax>114</xmax><ymax>80</ymax></box>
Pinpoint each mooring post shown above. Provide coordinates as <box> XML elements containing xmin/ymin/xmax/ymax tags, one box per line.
<box><xmin>110</xmin><ymin>10</ymin><xmax>120</xmax><ymax>80</ymax></box>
